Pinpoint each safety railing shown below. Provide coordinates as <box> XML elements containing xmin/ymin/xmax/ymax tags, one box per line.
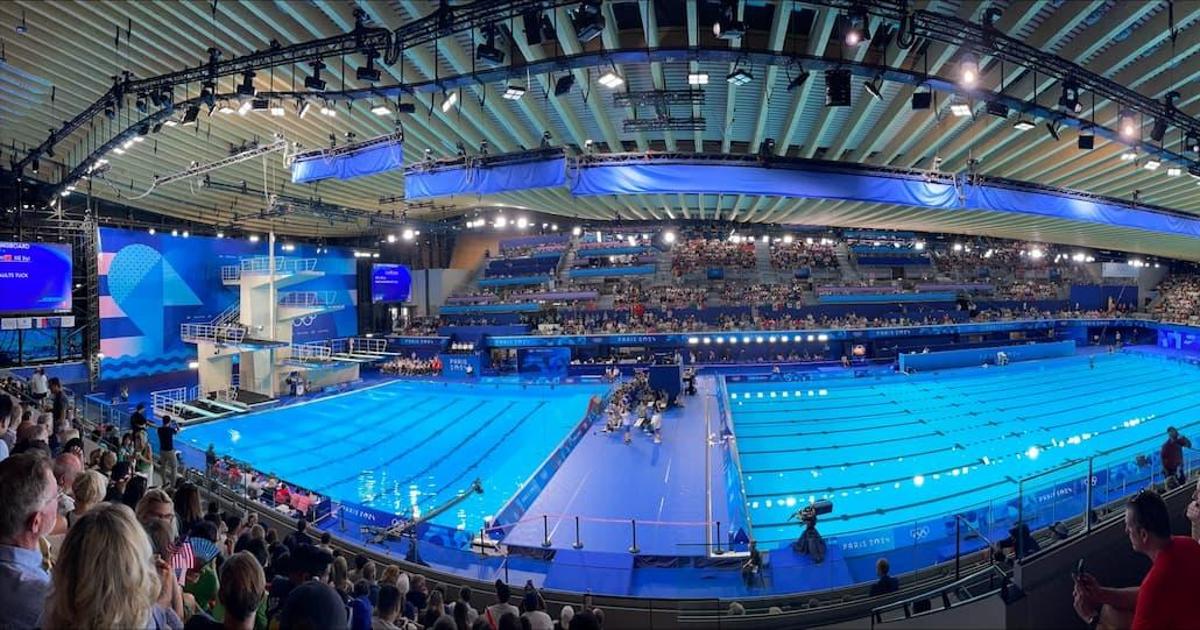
<box><xmin>239</xmin><ymin>256</ymin><xmax>317</xmax><ymax>275</ymax></box>
<box><xmin>220</xmin><ymin>265</ymin><xmax>241</xmax><ymax>282</ymax></box>
<box><xmin>869</xmin><ymin>564</ymin><xmax>1012</xmax><ymax>627</ymax></box>
<box><xmin>287</xmin><ymin>342</ymin><xmax>333</xmax><ymax>362</ymax></box>
<box><xmin>212</xmin><ymin>300</ymin><xmax>241</xmax><ymax>326</ymax></box>
<box><xmin>181</xmin><ymin>323</ymin><xmax>245</xmax><ymax>345</ymax></box>
<box><xmin>349</xmin><ymin>337</ymin><xmax>388</xmax><ymax>354</ymax></box>
<box><xmin>278</xmin><ymin>291</ymin><xmax>339</xmax><ymax>307</ymax></box>
<box><xmin>150</xmin><ymin>386</ymin><xmax>198</xmax><ymax>418</ymax></box>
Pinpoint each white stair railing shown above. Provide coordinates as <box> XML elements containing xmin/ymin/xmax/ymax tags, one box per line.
<box><xmin>212</xmin><ymin>301</ymin><xmax>241</xmax><ymax>326</ymax></box>
<box><xmin>150</xmin><ymin>387</ymin><xmax>190</xmax><ymax>418</ymax></box>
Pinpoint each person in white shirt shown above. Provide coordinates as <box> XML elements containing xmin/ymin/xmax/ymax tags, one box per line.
<box><xmin>483</xmin><ymin>580</ymin><xmax>520</xmax><ymax>630</ymax></box>
<box><xmin>520</xmin><ymin>589</ymin><xmax>553</xmax><ymax>630</ymax></box>
<box><xmin>29</xmin><ymin>369</ymin><xmax>48</xmax><ymax>403</ymax></box>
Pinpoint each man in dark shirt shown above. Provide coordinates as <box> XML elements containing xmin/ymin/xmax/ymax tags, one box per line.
<box><xmin>1161</xmin><ymin>427</ymin><xmax>1192</xmax><ymax>486</ymax></box>
<box><xmin>157</xmin><ymin>416</ymin><xmax>180</xmax><ymax>490</ymax></box>
<box><xmin>48</xmin><ymin>378</ymin><xmax>67</xmax><ymax>424</ymax></box>
<box><xmin>130</xmin><ymin>403</ymin><xmax>148</xmax><ymax>432</ymax></box>
<box><xmin>870</xmin><ymin>558</ymin><xmax>900</xmax><ymax>596</ymax></box>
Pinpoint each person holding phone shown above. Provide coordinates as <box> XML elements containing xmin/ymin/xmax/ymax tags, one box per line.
<box><xmin>1073</xmin><ymin>490</ymin><xmax>1200</xmax><ymax>629</ymax></box>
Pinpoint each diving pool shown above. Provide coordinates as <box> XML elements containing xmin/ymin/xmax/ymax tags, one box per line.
<box><xmin>181</xmin><ymin>380</ymin><xmax>604</xmax><ymax>534</ymax></box>
<box><xmin>726</xmin><ymin>351</ymin><xmax>1200</xmax><ymax>548</ymax></box>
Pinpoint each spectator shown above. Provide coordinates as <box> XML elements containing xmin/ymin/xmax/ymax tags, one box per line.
<box><xmin>43</xmin><ymin>502</ymin><xmax>183</xmax><ymax>629</ymax></box>
<box><xmin>497</xmin><ymin>613</ymin><xmax>520</xmax><ymax>630</ymax></box>
<box><xmin>727</xmin><ymin>602</ymin><xmax>745</xmax><ymax>615</ymax></box>
<box><xmin>279</xmin><ymin>580</ymin><xmax>348</xmax><ymax>630</ymax></box>
<box><xmin>283</xmin><ymin>517</ymin><xmax>311</xmax><ymax>551</ymax></box>
<box><xmin>483</xmin><ymin>579</ymin><xmax>520</xmax><ymax>629</ymax></box>
<box><xmin>869</xmin><ymin>558</ymin><xmax>900</xmax><ymax>595</ymax></box>
<box><xmin>184</xmin><ymin>551</ymin><xmax>267</xmax><ymax>630</ymax></box>
<box><xmin>453</xmin><ymin>585</ymin><xmax>479</xmax><ymax>627</ymax></box>
<box><xmin>29</xmin><ymin>368</ymin><xmax>48</xmax><ymax>403</ymax></box>
<box><xmin>406</xmin><ymin>573</ymin><xmax>430</xmax><ymax>613</ymax></box>
<box><xmin>124</xmin><ymin>473</ymin><xmax>150</xmax><ymax>510</ymax></box>
<box><xmin>69</xmin><ymin>469</ymin><xmax>107</xmax><ymax>527</ymax></box>
<box><xmin>555</xmin><ymin>605</ymin><xmax>574</xmax><ymax>630</ymax></box>
<box><xmin>1161</xmin><ymin>427</ymin><xmax>1193</xmax><ymax>486</ymax></box>
<box><xmin>48</xmin><ymin>378</ymin><xmax>67</xmax><ymax>425</ymax></box>
<box><xmin>131</xmin><ymin>402</ymin><xmax>149</xmax><ymax>432</ymax></box>
<box><xmin>1188</xmin><ymin>477</ymin><xmax>1200</xmax><ymax>542</ymax></box>
<box><xmin>350</xmin><ymin>579</ymin><xmax>374</xmax><ymax>630</ymax></box>
<box><xmin>158</xmin><ymin>415</ymin><xmax>181</xmax><ymax>489</ymax></box>
<box><xmin>175</xmin><ymin>483</ymin><xmax>204</xmax><ymax>534</ymax></box>
<box><xmin>1073</xmin><ymin>489</ymin><xmax>1200</xmax><ymax>629</ymax></box>
<box><xmin>266</xmin><ymin>544</ymin><xmax>333</xmax><ymax>622</ymax></box>
<box><xmin>521</xmin><ymin>588</ymin><xmax>553</xmax><ymax>630</ymax></box>
<box><xmin>132</xmin><ymin>429</ymin><xmax>155</xmax><ymax>479</ymax></box>
<box><xmin>420</xmin><ymin>587</ymin><xmax>447</xmax><ymax>628</ymax></box>
<box><xmin>567</xmin><ymin>610</ymin><xmax>601</xmax><ymax>630</ymax></box>
<box><xmin>373</xmin><ymin>583</ymin><xmax>413</xmax><ymax>630</ymax></box>
<box><xmin>0</xmin><ymin>454</ymin><xmax>56</xmax><ymax>629</ymax></box>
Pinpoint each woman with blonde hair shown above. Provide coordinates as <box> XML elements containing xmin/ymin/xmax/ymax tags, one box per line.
<box><xmin>43</xmin><ymin>502</ymin><xmax>184</xmax><ymax>629</ymax></box>
<box><xmin>68</xmin><ymin>469</ymin><xmax>107</xmax><ymax>527</ymax></box>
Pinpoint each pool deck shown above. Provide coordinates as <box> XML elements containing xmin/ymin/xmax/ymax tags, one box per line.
<box><xmin>501</xmin><ymin>377</ymin><xmax>729</xmax><ymax>558</ymax></box>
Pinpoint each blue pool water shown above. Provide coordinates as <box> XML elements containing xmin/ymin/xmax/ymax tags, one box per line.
<box><xmin>727</xmin><ymin>352</ymin><xmax>1200</xmax><ymax>547</ymax></box>
<box><xmin>181</xmin><ymin>380</ymin><xmax>604</xmax><ymax>533</ymax></box>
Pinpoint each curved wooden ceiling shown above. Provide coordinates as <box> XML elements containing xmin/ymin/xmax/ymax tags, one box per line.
<box><xmin>1</xmin><ymin>0</ymin><xmax>1198</xmax><ymax>257</ymax></box>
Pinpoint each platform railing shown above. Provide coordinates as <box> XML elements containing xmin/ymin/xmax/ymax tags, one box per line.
<box><xmin>212</xmin><ymin>300</ymin><xmax>241</xmax><ymax>326</ymax></box>
<box><xmin>220</xmin><ymin>265</ymin><xmax>241</xmax><ymax>282</ymax></box>
<box><xmin>288</xmin><ymin>342</ymin><xmax>333</xmax><ymax>362</ymax></box>
<box><xmin>150</xmin><ymin>386</ymin><xmax>193</xmax><ymax>418</ymax></box>
<box><xmin>238</xmin><ymin>256</ymin><xmax>317</xmax><ymax>275</ymax></box>
<box><xmin>278</xmin><ymin>291</ymin><xmax>339</xmax><ymax>307</ymax></box>
<box><xmin>181</xmin><ymin>323</ymin><xmax>246</xmax><ymax>345</ymax></box>
<box><xmin>349</xmin><ymin>337</ymin><xmax>388</xmax><ymax>354</ymax></box>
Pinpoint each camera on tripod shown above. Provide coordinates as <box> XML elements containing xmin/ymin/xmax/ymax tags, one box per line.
<box><xmin>795</xmin><ymin>499</ymin><xmax>834</xmax><ymax>527</ymax></box>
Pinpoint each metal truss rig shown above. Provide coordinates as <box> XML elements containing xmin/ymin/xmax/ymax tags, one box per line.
<box><xmin>124</xmin><ymin>137</ymin><xmax>288</xmax><ymax>201</ymax></box>
<box><xmin>13</xmin><ymin>0</ymin><xmax>581</xmax><ymax>174</ymax></box>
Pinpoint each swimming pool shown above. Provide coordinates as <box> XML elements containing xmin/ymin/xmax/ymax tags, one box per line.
<box><xmin>726</xmin><ymin>351</ymin><xmax>1200</xmax><ymax>548</ymax></box>
<box><xmin>181</xmin><ymin>380</ymin><xmax>604</xmax><ymax>534</ymax></box>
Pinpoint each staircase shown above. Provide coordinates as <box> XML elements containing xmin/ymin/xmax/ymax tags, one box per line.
<box><xmin>834</xmin><ymin>243</ymin><xmax>861</xmax><ymax>282</ymax></box>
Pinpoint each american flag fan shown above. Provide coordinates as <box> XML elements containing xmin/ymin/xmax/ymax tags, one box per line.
<box><xmin>169</xmin><ymin>539</ymin><xmax>194</xmax><ymax>582</ymax></box>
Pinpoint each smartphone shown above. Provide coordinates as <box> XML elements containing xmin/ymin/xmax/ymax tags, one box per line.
<box><xmin>1072</xmin><ymin>558</ymin><xmax>1085</xmax><ymax>579</ymax></box>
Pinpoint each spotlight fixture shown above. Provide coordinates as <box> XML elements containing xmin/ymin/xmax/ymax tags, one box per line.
<box><xmin>135</xmin><ymin>93</ymin><xmax>148</xmax><ymax>113</ymax></box>
<box><xmin>218</xmin><ymin>100</ymin><xmax>235</xmax><ymax>115</ymax></box>
<box><xmin>370</xmin><ymin>102</ymin><xmax>391</xmax><ymax>115</ymax></box>
<box><xmin>985</xmin><ymin>100</ymin><xmax>1008</xmax><ymax>118</ymax></box>
<box><xmin>396</xmin><ymin>101</ymin><xmax>416</xmax><ymax>114</ymax></box>
<box><xmin>786</xmin><ymin>67</ymin><xmax>810</xmax><ymax>92</ymax></box>
<box><xmin>237</xmin><ymin>71</ymin><xmax>256</xmax><ymax>97</ymax></box>
<box><xmin>104</xmin><ymin>101</ymin><xmax>116</xmax><ymax>120</ymax></box>
<box><xmin>598</xmin><ymin>70</ymin><xmax>625</xmax><ymax>88</ymax></box>
<box><xmin>181</xmin><ymin>105</ymin><xmax>201</xmax><ymax>126</ymax></box>
<box><xmin>950</xmin><ymin>99</ymin><xmax>972</xmax><ymax>117</ymax></box>
<box><xmin>687</xmin><ymin>72</ymin><xmax>709</xmax><ymax>85</ymax></box>
<box><xmin>30</xmin><ymin>158</ymin><xmax>38</xmax><ymax>174</ymax></box>
<box><xmin>554</xmin><ymin>73</ymin><xmax>576</xmax><ymax>96</ymax></box>
<box><xmin>1118</xmin><ymin>109</ymin><xmax>1137</xmax><ymax>139</ymax></box>
<box><xmin>297</xmin><ymin>99</ymin><xmax>311</xmax><ymax>119</ymax></box>
<box><xmin>1045</xmin><ymin>121</ymin><xmax>1061</xmax><ymax>141</ymax></box>
<box><xmin>503</xmin><ymin>83</ymin><xmax>527</xmax><ymax>100</ymax></box>
<box><xmin>476</xmin><ymin>25</ymin><xmax>505</xmax><ymax>64</ymax></box>
<box><xmin>149</xmin><ymin>91</ymin><xmax>162</xmax><ymax>108</ymax></box>
<box><xmin>1058</xmin><ymin>78</ymin><xmax>1082</xmax><ymax>113</ymax></box>
<box><xmin>959</xmin><ymin>52</ymin><xmax>979</xmax><ymax>87</ymax></box>
<box><xmin>824</xmin><ymin>69</ymin><xmax>852</xmax><ymax>107</ymax></box>
<box><xmin>1167</xmin><ymin>166</ymin><xmax>1182</xmax><ymax>177</ymax></box>
<box><xmin>1077</xmin><ymin>126</ymin><xmax>1094</xmax><ymax>150</ymax></box>
<box><xmin>726</xmin><ymin>68</ymin><xmax>752</xmax><ymax>86</ymax></box>
<box><xmin>713</xmin><ymin>0</ymin><xmax>745</xmax><ymax>40</ymax></box>
<box><xmin>356</xmin><ymin>52</ymin><xmax>382</xmax><ymax>82</ymax></box>
<box><xmin>1186</xmin><ymin>133</ymin><xmax>1200</xmax><ymax>153</ymax></box>
<box><xmin>571</xmin><ymin>0</ymin><xmax>605</xmax><ymax>43</ymax></box>
<box><xmin>441</xmin><ymin>90</ymin><xmax>459</xmax><ymax>112</ymax></box>
<box><xmin>270</xmin><ymin>102</ymin><xmax>285</xmax><ymax>117</ymax></box>
<box><xmin>911</xmin><ymin>89</ymin><xmax>932</xmax><ymax>110</ymax></box>
<box><xmin>305</xmin><ymin>60</ymin><xmax>327</xmax><ymax>92</ymax></box>
<box><xmin>758</xmin><ymin>138</ymin><xmax>776</xmax><ymax>158</ymax></box>
<box><xmin>237</xmin><ymin>99</ymin><xmax>253</xmax><ymax>116</ymax></box>
<box><xmin>1143</xmin><ymin>158</ymin><xmax>1161</xmax><ymax>171</ymax></box>
<box><xmin>1150</xmin><ymin>117</ymin><xmax>1167</xmax><ymax>143</ymax></box>
<box><xmin>251</xmin><ymin>98</ymin><xmax>269</xmax><ymax>112</ymax></box>
<box><xmin>839</xmin><ymin>8</ymin><xmax>870</xmax><ymax>46</ymax></box>
<box><xmin>1120</xmin><ymin>149</ymin><xmax>1137</xmax><ymax>161</ymax></box>
<box><xmin>863</xmin><ymin>77</ymin><xmax>882</xmax><ymax>100</ymax></box>
<box><xmin>1012</xmin><ymin>118</ymin><xmax>1035</xmax><ymax>131</ymax></box>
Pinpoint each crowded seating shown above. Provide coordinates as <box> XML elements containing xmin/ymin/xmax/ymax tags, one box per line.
<box><xmin>672</xmin><ymin>238</ymin><xmax>756</xmax><ymax>275</ymax></box>
<box><xmin>1153</xmin><ymin>275</ymin><xmax>1200</xmax><ymax>324</ymax></box>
